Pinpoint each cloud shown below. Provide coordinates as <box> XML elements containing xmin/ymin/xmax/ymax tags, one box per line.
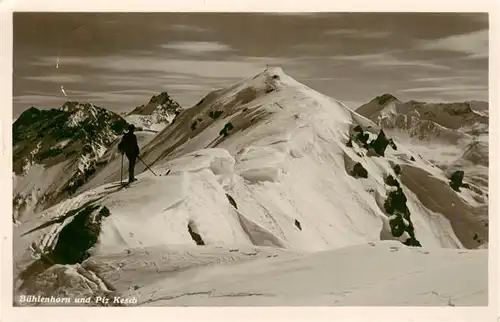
<box><xmin>160</xmin><ymin>41</ymin><xmax>233</xmax><ymax>54</ymax></box>
<box><xmin>439</xmin><ymin>89</ymin><xmax>488</xmax><ymax>99</ymax></box>
<box><xmin>259</xmin><ymin>13</ymin><xmax>322</xmax><ymax>16</ymax></box>
<box><xmin>331</xmin><ymin>52</ymin><xmax>449</xmax><ymax>70</ymax></box>
<box><xmin>32</xmin><ymin>55</ymin><xmax>291</xmax><ymax>80</ymax></box>
<box><xmin>14</xmin><ymin>94</ymin><xmax>64</xmax><ymax>105</ymax></box>
<box><xmin>418</xmin><ymin>30</ymin><xmax>488</xmax><ymax>59</ymax></box>
<box><xmin>97</xmin><ymin>74</ymin><xmax>193</xmax><ymax>88</ymax></box>
<box><xmin>331</xmin><ymin>53</ymin><xmax>388</xmax><ymax>61</ymax></box>
<box><xmin>412</xmin><ymin>76</ymin><xmax>480</xmax><ymax>83</ymax></box>
<box><xmin>162</xmin><ymin>84</ymin><xmax>213</xmax><ymax>91</ymax></box>
<box><xmin>397</xmin><ymin>85</ymin><xmax>487</xmax><ymax>93</ymax></box>
<box><xmin>23</xmin><ymin>74</ymin><xmax>85</xmax><ymax>83</ymax></box>
<box><xmin>300</xmin><ymin>77</ymin><xmax>343</xmax><ymax>81</ymax></box>
<box><xmin>168</xmin><ymin>24</ymin><xmax>210</xmax><ymax>33</ymax></box>
<box><xmin>325</xmin><ymin>29</ymin><xmax>392</xmax><ymax>39</ymax></box>
<box><xmin>79</xmin><ymin>92</ymin><xmax>153</xmax><ymax>103</ymax></box>
<box><xmin>14</xmin><ymin>88</ymin><xmax>152</xmax><ymax>106</ymax></box>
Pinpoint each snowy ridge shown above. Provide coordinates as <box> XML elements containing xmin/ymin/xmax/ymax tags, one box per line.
<box><xmin>13</xmin><ymin>67</ymin><xmax>488</xmax><ymax>306</ymax></box>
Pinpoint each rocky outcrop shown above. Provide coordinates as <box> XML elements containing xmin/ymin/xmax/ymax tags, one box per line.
<box><xmin>351</xmin><ymin>162</ymin><xmax>368</xmax><ymax>178</ymax></box>
<box><xmin>449</xmin><ymin>170</ymin><xmax>466</xmax><ymax>191</ymax></box>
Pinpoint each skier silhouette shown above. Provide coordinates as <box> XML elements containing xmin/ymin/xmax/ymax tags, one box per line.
<box><xmin>118</xmin><ymin>124</ymin><xmax>140</xmax><ymax>183</ymax></box>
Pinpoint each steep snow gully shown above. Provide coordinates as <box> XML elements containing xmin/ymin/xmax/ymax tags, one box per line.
<box><xmin>13</xmin><ymin>68</ymin><xmax>488</xmax><ymax>306</ymax></box>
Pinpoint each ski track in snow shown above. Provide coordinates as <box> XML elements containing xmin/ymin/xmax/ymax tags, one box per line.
<box><xmin>13</xmin><ymin>67</ymin><xmax>488</xmax><ymax>307</ymax></box>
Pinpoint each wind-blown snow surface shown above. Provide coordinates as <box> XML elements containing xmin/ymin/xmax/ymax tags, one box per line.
<box><xmin>14</xmin><ymin>68</ymin><xmax>487</xmax><ymax>306</ymax></box>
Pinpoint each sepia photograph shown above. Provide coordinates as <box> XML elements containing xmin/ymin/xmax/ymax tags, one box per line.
<box><xmin>11</xmin><ymin>11</ymin><xmax>490</xmax><ymax>308</ymax></box>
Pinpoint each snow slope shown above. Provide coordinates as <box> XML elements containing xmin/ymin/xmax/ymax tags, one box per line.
<box><xmin>125</xmin><ymin>241</ymin><xmax>487</xmax><ymax>306</ymax></box>
<box><xmin>14</xmin><ymin>241</ymin><xmax>487</xmax><ymax>307</ymax></box>
<box><xmin>13</xmin><ymin>67</ymin><xmax>488</xmax><ymax>306</ymax></box>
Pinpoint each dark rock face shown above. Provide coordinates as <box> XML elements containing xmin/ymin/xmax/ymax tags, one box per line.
<box><xmin>353</xmin><ymin>125</ymin><xmax>369</xmax><ymax>145</ymax></box>
<box><xmin>384</xmin><ymin>188</ymin><xmax>408</xmax><ymax>216</ymax></box>
<box><xmin>388</xmin><ymin>139</ymin><xmax>397</xmax><ymax>150</ymax></box>
<box><xmin>345</xmin><ymin>122</ymin><xmax>420</xmax><ymax>247</ymax></box>
<box><xmin>369</xmin><ymin>130</ymin><xmax>391</xmax><ymax>156</ymax></box>
<box><xmin>294</xmin><ymin>219</ymin><xmax>302</xmax><ymax>231</ymax></box>
<box><xmin>348</xmin><ymin>126</ymin><xmax>396</xmax><ymax>157</ymax></box>
<box><xmin>191</xmin><ymin>118</ymin><xmax>203</xmax><ymax>131</ymax></box>
<box><xmin>385</xmin><ymin>175</ymin><xmax>400</xmax><ymax>187</ymax></box>
<box><xmin>226</xmin><ymin>193</ymin><xmax>238</xmax><ymax>209</ymax></box>
<box><xmin>383</xmin><ymin>186</ymin><xmax>421</xmax><ymax>247</ymax></box>
<box><xmin>219</xmin><ymin>122</ymin><xmax>234</xmax><ymax>137</ymax></box>
<box><xmin>389</xmin><ymin>214</ymin><xmax>406</xmax><ymax>237</ymax></box>
<box><xmin>209</xmin><ymin>111</ymin><xmax>223</xmax><ymax>120</ymax></box>
<box><xmin>402</xmin><ymin>236</ymin><xmax>422</xmax><ymax>247</ymax></box>
<box><xmin>352</xmin><ymin>126</ymin><xmax>369</xmax><ymax>146</ymax></box>
<box><xmin>358</xmin><ymin>133</ymin><xmax>370</xmax><ymax>146</ymax></box>
<box><xmin>50</xmin><ymin>204</ymin><xmax>111</xmax><ymax>264</ymax></box>
<box><xmin>351</xmin><ymin>163</ymin><xmax>368</xmax><ymax>178</ymax></box>
<box><xmin>449</xmin><ymin>170</ymin><xmax>465</xmax><ymax>191</ymax></box>
<box><xmin>188</xmin><ymin>221</ymin><xmax>205</xmax><ymax>246</ymax></box>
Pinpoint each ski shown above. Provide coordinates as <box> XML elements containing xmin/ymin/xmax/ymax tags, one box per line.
<box><xmin>104</xmin><ymin>181</ymin><xmax>136</xmax><ymax>190</ymax></box>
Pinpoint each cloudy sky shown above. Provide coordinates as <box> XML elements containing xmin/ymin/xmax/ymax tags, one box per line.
<box><xmin>13</xmin><ymin>12</ymin><xmax>488</xmax><ymax>118</ymax></box>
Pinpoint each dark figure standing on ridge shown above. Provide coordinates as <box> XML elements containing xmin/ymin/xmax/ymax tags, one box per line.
<box><xmin>118</xmin><ymin>124</ymin><xmax>140</xmax><ymax>183</ymax></box>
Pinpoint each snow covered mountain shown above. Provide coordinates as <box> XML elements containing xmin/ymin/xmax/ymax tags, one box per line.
<box><xmin>13</xmin><ymin>68</ymin><xmax>489</xmax><ymax>306</ymax></box>
<box><xmin>124</xmin><ymin>92</ymin><xmax>183</xmax><ymax>132</ymax></box>
<box><xmin>356</xmin><ymin>94</ymin><xmax>489</xmax><ymax>202</ymax></box>
<box><xmin>356</xmin><ymin>95</ymin><xmax>488</xmax><ymax>164</ymax></box>
<box><xmin>12</xmin><ymin>102</ymin><xmax>129</xmax><ymax>223</ymax></box>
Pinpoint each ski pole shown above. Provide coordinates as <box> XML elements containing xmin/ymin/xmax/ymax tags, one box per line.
<box><xmin>120</xmin><ymin>153</ymin><xmax>124</xmax><ymax>184</ymax></box>
<box><xmin>138</xmin><ymin>155</ymin><xmax>158</xmax><ymax>176</ymax></box>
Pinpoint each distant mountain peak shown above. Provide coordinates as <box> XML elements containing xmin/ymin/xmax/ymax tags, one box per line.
<box><xmin>129</xmin><ymin>92</ymin><xmax>182</xmax><ymax>116</ymax></box>
<box><xmin>125</xmin><ymin>92</ymin><xmax>183</xmax><ymax>131</ymax></box>
<box><xmin>373</xmin><ymin>93</ymin><xmax>399</xmax><ymax>106</ymax></box>
<box><xmin>148</xmin><ymin>92</ymin><xmax>177</xmax><ymax>105</ymax></box>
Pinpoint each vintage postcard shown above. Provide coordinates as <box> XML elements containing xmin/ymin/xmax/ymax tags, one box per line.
<box><xmin>2</xmin><ymin>1</ymin><xmax>498</xmax><ymax>321</ymax></box>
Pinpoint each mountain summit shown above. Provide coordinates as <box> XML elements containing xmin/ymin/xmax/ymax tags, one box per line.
<box><xmin>13</xmin><ymin>67</ymin><xmax>488</xmax><ymax>306</ymax></box>
<box><xmin>125</xmin><ymin>92</ymin><xmax>183</xmax><ymax>132</ymax></box>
